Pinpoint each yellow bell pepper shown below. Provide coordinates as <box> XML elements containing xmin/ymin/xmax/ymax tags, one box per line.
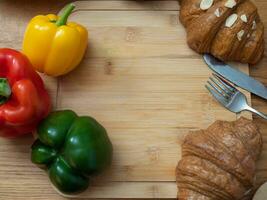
<box><xmin>22</xmin><ymin>4</ymin><xmax>88</xmax><ymax>77</ymax></box>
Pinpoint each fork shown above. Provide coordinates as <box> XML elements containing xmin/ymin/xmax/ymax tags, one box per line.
<box><xmin>205</xmin><ymin>73</ymin><xmax>267</xmax><ymax>120</ymax></box>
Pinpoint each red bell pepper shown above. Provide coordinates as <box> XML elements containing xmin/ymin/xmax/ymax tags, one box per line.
<box><xmin>0</xmin><ymin>48</ymin><xmax>51</xmax><ymax>138</ymax></box>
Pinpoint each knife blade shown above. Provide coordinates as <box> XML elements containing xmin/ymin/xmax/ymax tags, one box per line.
<box><xmin>203</xmin><ymin>54</ymin><xmax>267</xmax><ymax>100</ymax></box>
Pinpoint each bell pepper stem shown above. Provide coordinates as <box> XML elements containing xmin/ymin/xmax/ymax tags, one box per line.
<box><xmin>56</xmin><ymin>4</ymin><xmax>75</xmax><ymax>26</ymax></box>
<box><xmin>0</xmin><ymin>78</ymin><xmax>11</xmax><ymax>105</ymax></box>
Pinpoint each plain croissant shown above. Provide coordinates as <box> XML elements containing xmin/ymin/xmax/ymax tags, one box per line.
<box><xmin>176</xmin><ymin>117</ymin><xmax>262</xmax><ymax>200</ymax></box>
<box><xmin>179</xmin><ymin>0</ymin><xmax>265</xmax><ymax>64</ymax></box>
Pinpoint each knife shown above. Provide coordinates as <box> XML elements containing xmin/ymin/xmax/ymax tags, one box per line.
<box><xmin>203</xmin><ymin>54</ymin><xmax>267</xmax><ymax>100</ymax></box>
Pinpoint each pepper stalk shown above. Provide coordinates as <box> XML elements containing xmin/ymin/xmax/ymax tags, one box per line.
<box><xmin>0</xmin><ymin>78</ymin><xmax>11</xmax><ymax>105</ymax></box>
<box><xmin>56</xmin><ymin>4</ymin><xmax>75</xmax><ymax>26</ymax></box>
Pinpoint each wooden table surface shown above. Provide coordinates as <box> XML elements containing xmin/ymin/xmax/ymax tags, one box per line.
<box><xmin>0</xmin><ymin>0</ymin><xmax>266</xmax><ymax>199</ymax></box>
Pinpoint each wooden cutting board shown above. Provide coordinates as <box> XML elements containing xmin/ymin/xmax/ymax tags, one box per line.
<box><xmin>0</xmin><ymin>1</ymin><xmax>252</xmax><ymax>199</ymax></box>
<box><xmin>253</xmin><ymin>182</ymin><xmax>267</xmax><ymax>200</ymax></box>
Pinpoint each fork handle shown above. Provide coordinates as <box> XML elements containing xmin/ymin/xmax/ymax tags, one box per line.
<box><xmin>245</xmin><ymin>106</ymin><xmax>267</xmax><ymax>120</ymax></box>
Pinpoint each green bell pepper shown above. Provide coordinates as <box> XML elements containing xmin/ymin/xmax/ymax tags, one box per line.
<box><xmin>31</xmin><ymin>110</ymin><xmax>113</xmax><ymax>193</ymax></box>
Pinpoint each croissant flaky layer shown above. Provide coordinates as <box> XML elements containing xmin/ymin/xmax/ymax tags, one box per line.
<box><xmin>176</xmin><ymin>117</ymin><xmax>262</xmax><ymax>200</ymax></box>
<box><xmin>179</xmin><ymin>0</ymin><xmax>265</xmax><ymax>64</ymax></box>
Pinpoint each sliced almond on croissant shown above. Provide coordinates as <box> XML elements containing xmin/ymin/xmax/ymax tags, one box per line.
<box><xmin>179</xmin><ymin>0</ymin><xmax>264</xmax><ymax>64</ymax></box>
<box><xmin>225</xmin><ymin>0</ymin><xmax>237</xmax><ymax>8</ymax></box>
<box><xmin>225</xmin><ymin>13</ymin><xmax>238</xmax><ymax>27</ymax></box>
<box><xmin>200</xmin><ymin>0</ymin><xmax>214</xmax><ymax>10</ymax></box>
<box><xmin>240</xmin><ymin>14</ymin><xmax>248</xmax><ymax>23</ymax></box>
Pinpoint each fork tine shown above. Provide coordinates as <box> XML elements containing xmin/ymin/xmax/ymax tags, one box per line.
<box><xmin>208</xmin><ymin>77</ymin><xmax>230</xmax><ymax>98</ymax></box>
<box><xmin>212</xmin><ymin>74</ymin><xmax>233</xmax><ymax>93</ymax></box>
<box><xmin>209</xmin><ymin>77</ymin><xmax>232</xmax><ymax>98</ymax></box>
<box><xmin>205</xmin><ymin>85</ymin><xmax>229</xmax><ymax>106</ymax></box>
<box><xmin>207</xmin><ymin>80</ymin><xmax>224</xmax><ymax>96</ymax></box>
<box><xmin>213</xmin><ymin>73</ymin><xmax>237</xmax><ymax>92</ymax></box>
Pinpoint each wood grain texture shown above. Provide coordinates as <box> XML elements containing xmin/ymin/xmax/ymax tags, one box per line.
<box><xmin>0</xmin><ymin>0</ymin><xmax>264</xmax><ymax>199</ymax></box>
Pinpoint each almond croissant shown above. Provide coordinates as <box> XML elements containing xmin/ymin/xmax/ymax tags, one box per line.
<box><xmin>179</xmin><ymin>0</ymin><xmax>265</xmax><ymax>64</ymax></box>
<box><xmin>176</xmin><ymin>117</ymin><xmax>262</xmax><ymax>200</ymax></box>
